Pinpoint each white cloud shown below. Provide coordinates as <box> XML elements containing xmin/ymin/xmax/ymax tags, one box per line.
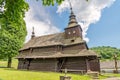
<box><xmin>24</xmin><ymin>0</ymin><xmax>60</xmax><ymax>42</ymax></box>
<box><xmin>57</xmin><ymin>0</ymin><xmax>116</xmax><ymax>42</ymax></box>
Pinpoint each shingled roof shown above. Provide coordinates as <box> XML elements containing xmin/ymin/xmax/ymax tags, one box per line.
<box><xmin>20</xmin><ymin>33</ymin><xmax>63</xmax><ymax>50</ymax></box>
<box><xmin>17</xmin><ymin>49</ymin><xmax>98</xmax><ymax>59</ymax></box>
<box><xmin>20</xmin><ymin>32</ymin><xmax>85</xmax><ymax>51</ymax></box>
<box><xmin>17</xmin><ymin>31</ymin><xmax>98</xmax><ymax>59</ymax></box>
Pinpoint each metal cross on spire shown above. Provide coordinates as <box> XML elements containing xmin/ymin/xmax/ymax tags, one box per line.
<box><xmin>33</xmin><ymin>27</ymin><xmax>34</xmax><ymax>32</ymax></box>
<box><xmin>68</xmin><ymin>0</ymin><xmax>73</xmax><ymax>11</ymax></box>
<box><xmin>67</xmin><ymin>0</ymin><xmax>78</xmax><ymax>28</ymax></box>
<box><xmin>31</xmin><ymin>26</ymin><xmax>35</xmax><ymax>38</ymax></box>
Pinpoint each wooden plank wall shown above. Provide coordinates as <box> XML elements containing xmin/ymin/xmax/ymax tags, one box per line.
<box><xmin>63</xmin><ymin>57</ymin><xmax>87</xmax><ymax>70</ymax></box>
<box><xmin>29</xmin><ymin>58</ymin><xmax>58</xmax><ymax>71</ymax></box>
<box><xmin>89</xmin><ymin>59</ymin><xmax>100</xmax><ymax>72</ymax></box>
<box><xmin>63</xmin><ymin>43</ymin><xmax>87</xmax><ymax>51</ymax></box>
<box><xmin>17</xmin><ymin>59</ymin><xmax>25</xmax><ymax>69</ymax></box>
<box><xmin>65</xmin><ymin>26</ymin><xmax>82</xmax><ymax>39</ymax></box>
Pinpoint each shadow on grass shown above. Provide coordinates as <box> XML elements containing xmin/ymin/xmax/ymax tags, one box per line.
<box><xmin>0</xmin><ymin>66</ymin><xmax>16</xmax><ymax>69</ymax></box>
<box><xmin>1</xmin><ymin>68</ymin><xmax>41</xmax><ymax>73</ymax></box>
<box><xmin>100</xmin><ymin>74</ymin><xmax>109</xmax><ymax>78</ymax></box>
<box><xmin>0</xmin><ymin>67</ymin><xmax>19</xmax><ymax>72</ymax></box>
<box><xmin>99</xmin><ymin>73</ymin><xmax>118</xmax><ymax>79</ymax></box>
<box><xmin>0</xmin><ymin>67</ymin><xmax>63</xmax><ymax>75</ymax></box>
<box><xmin>0</xmin><ymin>66</ymin><xmax>7</xmax><ymax>68</ymax></box>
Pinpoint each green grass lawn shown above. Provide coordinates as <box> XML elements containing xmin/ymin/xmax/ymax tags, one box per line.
<box><xmin>0</xmin><ymin>59</ymin><xmax>120</xmax><ymax>80</ymax></box>
<box><xmin>0</xmin><ymin>68</ymin><xmax>91</xmax><ymax>80</ymax></box>
<box><xmin>0</xmin><ymin>59</ymin><xmax>18</xmax><ymax>69</ymax></box>
<box><xmin>0</xmin><ymin>59</ymin><xmax>91</xmax><ymax>80</ymax></box>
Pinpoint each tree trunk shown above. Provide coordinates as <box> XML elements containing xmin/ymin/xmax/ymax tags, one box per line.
<box><xmin>7</xmin><ymin>57</ymin><xmax>12</xmax><ymax>68</ymax></box>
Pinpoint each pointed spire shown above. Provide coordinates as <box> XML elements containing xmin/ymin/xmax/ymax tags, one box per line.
<box><xmin>31</xmin><ymin>27</ymin><xmax>35</xmax><ymax>39</ymax></box>
<box><xmin>69</xmin><ymin>0</ymin><xmax>73</xmax><ymax>12</ymax></box>
<box><xmin>67</xmin><ymin>0</ymin><xmax>78</xmax><ymax>28</ymax></box>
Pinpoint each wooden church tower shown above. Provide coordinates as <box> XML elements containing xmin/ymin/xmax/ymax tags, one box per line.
<box><xmin>65</xmin><ymin>6</ymin><xmax>82</xmax><ymax>39</ymax></box>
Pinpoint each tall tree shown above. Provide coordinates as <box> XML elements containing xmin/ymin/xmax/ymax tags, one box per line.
<box><xmin>0</xmin><ymin>0</ymin><xmax>28</xmax><ymax>68</ymax></box>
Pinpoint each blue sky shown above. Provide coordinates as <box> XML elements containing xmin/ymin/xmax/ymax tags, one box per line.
<box><xmin>25</xmin><ymin>0</ymin><xmax>120</xmax><ymax>48</ymax></box>
<box><xmin>87</xmin><ymin>0</ymin><xmax>120</xmax><ymax>48</ymax></box>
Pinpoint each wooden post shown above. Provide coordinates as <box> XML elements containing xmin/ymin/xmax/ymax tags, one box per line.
<box><xmin>65</xmin><ymin>68</ymin><xmax>67</xmax><ymax>76</ymax></box>
<box><xmin>60</xmin><ymin>76</ymin><xmax>71</xmax><ymax>80</ymax></box>
<box><xmin>86</xmin><ymin>58</ymin><xmax>91</xmax><ymax>72</ymax></box>
<box><xmin>60</xmin><ymin>69</ymin><xmax>71</xmax><ymax>80</ymax></box>
<box><xmin>113</xmin><ymin>54</ymin><xmax>118</xmax><ymax>73</ymax></box>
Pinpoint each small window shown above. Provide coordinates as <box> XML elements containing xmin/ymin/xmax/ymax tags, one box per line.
<box><xmin>73</xmin><ymin>31</ymin><xmax>76</xmax><ymax>33</ymax></box>
<box><xmin>71</xmin><ymin>39</ymin><xmax>75</xmax><ymax>42</ymax></box>
<box><xmin>68</xmin><ymin>32</ymin><xmax>71</xmax><ymax>34</ymax></box>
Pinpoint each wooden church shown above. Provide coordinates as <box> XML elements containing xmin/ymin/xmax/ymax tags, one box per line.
<box><xmin>17</xmin><ymin>5</ymin><xmax>100</xmax><ymax>73</ymax></box>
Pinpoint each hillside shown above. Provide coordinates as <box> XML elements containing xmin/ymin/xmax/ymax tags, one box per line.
<box><xmin>90</xmin><ymin>46</ymin><xmax>120</xmax><ymax>60</ymax></box>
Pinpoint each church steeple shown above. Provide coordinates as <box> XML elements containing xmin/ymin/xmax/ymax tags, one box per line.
<box><xmin>64</xmin><ymin>0</ymin><xmax>83</xmax><ymax>39</ymax></box>
<box><xmin>68</xmin><ymin>0</ymin><xmax>78</xmax><ymax>28</ymax></box>
<box><xmin>31</xmin><ymin>27</ymin><xmax>35</xmax><ymax>39</ymax></box>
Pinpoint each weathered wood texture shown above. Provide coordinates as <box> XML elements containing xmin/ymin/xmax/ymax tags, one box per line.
<box><xmin>29</xmin><ymin>59</ymin><xmax>57</xmax><ymax>71</ymax></box>
<box><xmin>89</xmin><ymin>59</ymin><xmax>100</xmax><ymax>72</ymax></box>
<box><xmin>63</xmin><ymin>43</ymin><xmax>87</xmax><ymax>51</ymax></box>
<box><xmin>17</xmin><ymin>6</ymin><xmax>100</xmax><ymax>73</ymax></box>
<box><xmin>63</xmin><ymin>57</ymin><xmax>86</xmax><ymax>70</ymax></box>
<box><xmin>18</xmin><ymin>59</ymin><xmax>29</xmax><ymax>69</ymax></box>
<box><xmin>18</xmin><ymin>57</ymin><xmax>100</xmax><ymax>73</ymax></box>
<box><xmin>65</xmin><ymin>26</ymin><xmax>82</xmax><ymax>39</ymax></box>
<box><xmin>18</xmin><ymin>58</ymin><xmax>58</xmax><ymax>71</ymax></box>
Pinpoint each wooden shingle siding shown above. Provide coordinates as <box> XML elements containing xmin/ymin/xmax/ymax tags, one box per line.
<box><xmin>63</xmin><ymin>43</ymin><xmax>87</xmax><ymax>51</ymax></box>
<box><xmin>20</xmin><ymin>49</ymin><xmax>30</xmax><ymax>56</ymax></box>
<box><xmin>33</xmin><ymin>47</ymin><xmax>56</xmax><ymax>52</ymax></box>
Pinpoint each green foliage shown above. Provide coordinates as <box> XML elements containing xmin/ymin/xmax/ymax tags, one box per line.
<box><xmin>90</xmin><ymin>46</ymin><xmax>120</xmax><ymax>60</ymax></box>
<box><xmin>42</xmin><ymin>0</ymin><xmax>64</xmax><ymax>6</ymax></box>
<box><xmin>42</xmin><ymin>0</ymin><xmax>88</xmax><ymax>6</ymax></box>
<box><xmin>0</xmin><ymin>0</ymin><xmax>28</xmax><ymax>64</ymax></box>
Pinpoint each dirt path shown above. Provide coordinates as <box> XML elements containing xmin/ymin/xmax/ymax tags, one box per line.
<box><xmin>93</xmin><ymin>77</ymin><xmax>120</xmax><ymax>80</ymax></box>
<box><xmin>102</xmin><ymin>77</ymin><xmax>120</xmax><ymax>80</ymax></box>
